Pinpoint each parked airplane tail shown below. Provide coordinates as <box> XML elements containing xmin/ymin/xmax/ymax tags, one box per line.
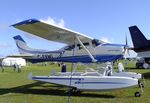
<box><xmin>13</xmin><ymin>35</ymin><xmax>38</xmax><ymax>54</ymax></box>
<box><xmin>14</xmin><ymin>35</ymin><xmax>29</xmax><ymax>54</ymax></box>
<box><xmin>13</xmin><ymin>35</ymin><xmax>63</xmax><ymax>55</ymax></box>
<box><xmin>129</xmin><ymin>26</ymin><xmax>149</xmax><ymax>48</ymax></box>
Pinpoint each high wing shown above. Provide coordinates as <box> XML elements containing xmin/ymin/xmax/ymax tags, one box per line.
<box><xmin>12</xmin><ymin>19</ymin><xmax>104</xmax><ymax>45</ymax></box>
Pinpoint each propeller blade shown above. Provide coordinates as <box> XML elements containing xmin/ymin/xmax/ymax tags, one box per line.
<box><xmin>124</xmin><ymin>34</ymin><xmax>130</xmax><ymax>56</ymax></box>
<box><xmin>125</xmin><ymin>35</ymin><xmax>128</xmax><ymax>46</ymax></box>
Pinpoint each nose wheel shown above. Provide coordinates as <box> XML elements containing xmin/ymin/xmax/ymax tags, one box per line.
<box><xmin>135</xmin><ymin>92</ymin><xmax>141</xmax><ymax>97</ymax></box>
<box><xmin>135</xmin><ymin>79</ymin><xmax>145</xmax><ymax>97</ymax></box>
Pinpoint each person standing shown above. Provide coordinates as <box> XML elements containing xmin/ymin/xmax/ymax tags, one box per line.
<box><xmin>61</xmin><ymin>63</ymin><xmax>67</xmax><ymax>72</ymax></box>
<box><xmin>0</xmin><ymin>62</ymin><xmax>4</xmax><ymax>72</ymax></box>
<box><xmin>17</xmin><ymin>64</ymin><xmax>21</xmax><ymax>73</ymax></box>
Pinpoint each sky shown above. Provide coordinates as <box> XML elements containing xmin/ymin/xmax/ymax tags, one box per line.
<box><xmin>0</xmin><ymin>0</ymin><xmax>150</xmax><ymax>57</ymax></box>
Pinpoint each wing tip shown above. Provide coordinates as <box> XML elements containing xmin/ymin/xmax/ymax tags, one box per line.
<box><xmin>11</xmin><ymin>19</ymin><xmax>40</xmax><ymax>27</ymax></box>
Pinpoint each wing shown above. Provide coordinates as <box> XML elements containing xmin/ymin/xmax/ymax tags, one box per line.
<box><xmin>12</xmin><ymin>19</ymin><xmax>104</xmax><ymax>45</ymax></box>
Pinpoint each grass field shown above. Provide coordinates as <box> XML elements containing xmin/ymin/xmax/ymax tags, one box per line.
<box><xmin>0</xmin><ymin>61</ymin><xmax>150</xmax><ymax>103</ymax></box>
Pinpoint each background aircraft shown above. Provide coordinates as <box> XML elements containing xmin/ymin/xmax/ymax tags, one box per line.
<box><xmin>129</xmin><ymin>25</ymin><xmax>150</xmax><ymax>68</ymax></box>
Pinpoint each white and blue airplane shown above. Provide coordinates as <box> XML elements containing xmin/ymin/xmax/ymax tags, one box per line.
<box><xmin>12</xmin><ymin>19</ymin><xmax>126</xmax><ymax>63</ymax></box>
<box><xmin>11</xmin><ymin>19</ymin><xmax>142</xmax><ymax>97</ymax></box>
<box><xmin>13</xmin><ymin>35</ymin><xmax>142</xmax><ymax>79</ymax></box>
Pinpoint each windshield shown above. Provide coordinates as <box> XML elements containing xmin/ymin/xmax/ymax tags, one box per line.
<box><xmin>92</xmin><ymin>39</ymin><xmax>101</xmax><ymax>46</ymax></box>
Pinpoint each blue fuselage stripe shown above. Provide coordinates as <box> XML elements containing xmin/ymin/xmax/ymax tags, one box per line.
<box><xmin>102</xmin><ymin>43</ymin><xmax>126</xmax><ymax>47</ymax></box>
<box><xmin>29</xmin><ymin>55</ymin><xmax>123</xmax><ymax>63</ymax></box>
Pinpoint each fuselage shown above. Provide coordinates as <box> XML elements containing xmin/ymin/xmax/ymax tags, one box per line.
<box><xmin>27</xmin><ymin>43</ymin><xmax>125</xmax><ymax>63</ymax></box>
<box><xmin>136</xmin><ymin>51</ymin><xmax>150</xmax><ymax>58</ymax></box>
<box><xmin>13</xmin><ymin>35</ymin><xmax>125</xmax><ymax>63</ymax></box>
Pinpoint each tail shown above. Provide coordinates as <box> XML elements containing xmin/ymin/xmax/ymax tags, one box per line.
<box><xmin>13</xmin><ymin>35</ymin><xmax>35</xmax><ymax>54</ymax></box>
<box><xmin>13</xmin><ymin>35</ymin><xmax>61</xmax><ymax>55</ymax></box>
<box><xmin>129</xmin><ymin>26</ymin><xmax>149</xmax><ymax>48</ymax></box>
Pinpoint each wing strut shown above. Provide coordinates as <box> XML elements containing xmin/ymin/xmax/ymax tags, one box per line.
<box><xmin>76</xmin><ymin>36</ymin><xmax>97</xmax><ymax>62</ymax></box>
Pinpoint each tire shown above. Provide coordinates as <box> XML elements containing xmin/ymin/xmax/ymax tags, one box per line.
<box><xmin>143</xmin><ymin>63</ymin><xmax>149</xmax><ymax>69</ymax></box>
<box><xmin>135</xmin><ymin>92</ymin><xmax>141</xmax><ymax>97</ymax></box>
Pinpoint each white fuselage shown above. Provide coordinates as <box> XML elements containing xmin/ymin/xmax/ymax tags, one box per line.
<box><xmin>14</xmin><ymin>35</ymin><xmax>125</xmax><ymax>63</ymax></box>
<box><xmin>137</xmin><ymin>51</ymin><xmax>150</xmax><ymax>57</ymax></box>
<box><xmin>31</xmin><ymin>44</ymin><xmax>124</xmax><ymax>63</ymax></box>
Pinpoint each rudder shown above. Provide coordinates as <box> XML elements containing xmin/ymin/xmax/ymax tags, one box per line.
<box><xmin>129</xmin><ymin>26</ymin><xmax>149</xmax><ymax>48</ymax></box>
<box><xmin>13</xmin><ymin>35</ymin><xmax>32</xmax><ymax>54</ymax></box>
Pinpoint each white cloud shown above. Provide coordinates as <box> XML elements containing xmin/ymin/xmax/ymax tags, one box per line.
<box><xmin>100</xmin><ymin>37</ymin><xmax>112</xmax><ymax>43</ymax></box>
<box><xmin>40</xmin><ymin>17</ymin><xmax>65</xmax><ymax>27</ymax></box>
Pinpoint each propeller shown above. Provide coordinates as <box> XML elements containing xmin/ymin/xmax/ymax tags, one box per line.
<box><xmin>123</xmin><ymin>34</ymin><xmax>130</xmax><ymax>56</ymax></box>
<box><xmin>125</xmin><ymin>34</ymin><xmax>128</xmax><ymax>46</ymax></box>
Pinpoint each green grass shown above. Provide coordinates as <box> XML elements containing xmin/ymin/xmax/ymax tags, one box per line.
<box><xmin>0</xmin><ymin>62</ymin><xmax>150</xmax><ymax>103</ymax></box>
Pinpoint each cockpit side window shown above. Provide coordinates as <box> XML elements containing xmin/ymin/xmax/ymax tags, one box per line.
<box><xmin>92</xmin><ymin>39</ymin><xmax>101</xmax><ymax>46</ymax></box>
<box><xmin>64</xmin><ymin>45</ymin><xmax>75</xmax><ymax>51</ymax></box>
<box><xmin>64</xmin><ymin>42</ymin><xmax>90</xmax><ymax>51</ymax></box>
<box><xmin>77</xmin><ymin>42</ymin><xmax>89</xmax><ymax>49</ymax></box>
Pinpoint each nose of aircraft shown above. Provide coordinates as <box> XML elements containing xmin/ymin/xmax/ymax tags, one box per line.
<box><xmin>122</xmin><ymin>44</ymin><xmax>130</xmax><ymax>56</ymax></box>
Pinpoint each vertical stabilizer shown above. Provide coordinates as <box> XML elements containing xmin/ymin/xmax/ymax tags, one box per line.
<box><xmin>129</xmin><ymin>26</ymin><xmax>149</xmax><ymax>48</ymax></box>
<box><xmin>13</xmin><ymin>35</ymin><xmax>33</xmax><ymax>54</ymax></box>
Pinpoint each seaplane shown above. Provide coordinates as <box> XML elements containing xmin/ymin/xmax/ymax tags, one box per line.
<box><xmin>13</xmin><ymin>35</ymin><xmax>142</xmax><ymax>80</ymax></box>
<box><xmin>12</xmin><ymin>19</ymin><xmax>142</xmax><ymax>97</ymax></box>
